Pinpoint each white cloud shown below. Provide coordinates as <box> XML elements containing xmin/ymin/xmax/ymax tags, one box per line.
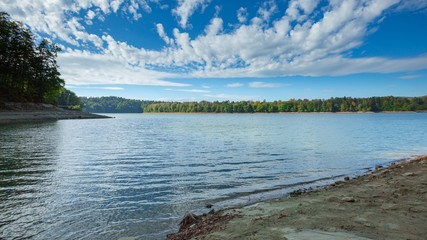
<box><xmin>58</xmin><ymin>49</ymin><xmax>189</xmax><ymax>86</ymax></box>
<box><xmin>126</xmin><ymin>0</ymin><xmax>150</xmax><ymax>20</ymax></box>
<box><xmin>227</xmin><ymin>83</ymin><xmax>244</xmax><ymax>88</ymax></box>
<box><xmin>257</xmin><ymin>0</ymin><xmax>278</xmax><ymax>22</ymax></box>
<box><xmin>0</xmin><ymin>0</ymin><xmax>152</xmax><ymax>48</ymax></box>
<box><xmin>399</xmin><ymin>74</ymin><xmax>422</xmax><ymax>79</ymax></box>
<box><xmin>237</xmin><ymin>7</ymin><xmax>248</xmax><ymax>23</ymax></box>
<box><xmin>86</xmin><ymin>10</ymin><xmax>96</xmax><ymax>20</ymax></box>
<box><xmin>66</xmin><ymin>85</ymin><xmax>124</xmax><ymax>90</ymax></box>
<box><xmin>111</xmin><ymin>0</ymin><xmax>125</xmax><ymax>12</ymax></box>
<box><xmin>394</xmin><ymin>0</ymin><xmax>427</xmax><ymax>11</ymax></box>
<box><xmin>102</xmin><ymin>87</ymin><xmax>124</xmax><ymax>90</ymax></box>
<box><xmin>249</xmin><ymin>82</ymin><xmax>282</xmax><ymax>88</ymax></box>
<box><xmin>173</xmin><ymin>0</ymin><xmax>211</xmax><ymax>28</ymax></box>
<box><xmin>286</xmin><ymin>0</ymin><xmax>319</xmax><ymax>21</ymax></box>
<box><xmin>2</xmin><ymin>0</ymin><xmax>427</xmax><ymax>87</ymax></box>
<box><xmin>205</xmin><ymin>17</ymin><xmax>223</xmax><ymax>36</ymax></box>
<box><xmin>165</xmin><ymin>88</ymin><xmax>210</xmax><ymax>93</ymax></box>
<box><xmin>156</xmin><ymin>23</ymin><xmax>172</xmax><ymax>45</ymax></box>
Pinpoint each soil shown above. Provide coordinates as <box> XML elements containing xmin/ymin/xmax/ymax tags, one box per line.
<box><xmin>0</xmin><ymin>102</ymin><xmax>110</xmax><ymax>123</ymax></box>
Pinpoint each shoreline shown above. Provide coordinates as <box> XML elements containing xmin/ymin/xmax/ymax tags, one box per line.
<box><xmin>0</xmin><ymin>103</ymin><xmax>110</xmax><ymax>124</ymax></box>
<box><xmin>168</xmin><ymin>155</ymin><xmax>427</xmax><ymax>240</ymax></box>
<box><xmin>143</xmin><ymin>111</ymin><xmax>426</xmax><ymax>115</ymax></box>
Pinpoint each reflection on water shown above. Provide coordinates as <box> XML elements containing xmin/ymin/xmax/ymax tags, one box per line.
<box><xmin>1</xmin><ymin>113</ymin><xmax>426</xmax><ymax>239</ymax></box>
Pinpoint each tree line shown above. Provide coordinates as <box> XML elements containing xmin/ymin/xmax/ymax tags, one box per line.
<box><xmin>143</xmin><ymin>96</ymin><xmax>427</xmax><ymax>113</ymax></box>
<box><xmin>0</xmin><ymin>12</ymin><xmax>64</xmax><ymax>103</ymax></box>
<box><xmin>80</xmin><ymin>96</ymin><xmax>158</xmax><ymax>113</ymax></box>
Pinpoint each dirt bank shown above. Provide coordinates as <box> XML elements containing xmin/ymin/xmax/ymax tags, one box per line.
<box><xmin>0</xmin><ymin>102</ymin><xmax>110</xmax><ymax>123</ymax></box>
<box><xmin>168</xmin><ymin>155</ymin><xmax>427</xmax><ymax>240</ymax></box>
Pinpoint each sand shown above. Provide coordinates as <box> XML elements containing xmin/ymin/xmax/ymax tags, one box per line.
<box><xmin>168</xmin><ymin>155</ymin><xmax>427</xmax><ymax>240</ymax></box>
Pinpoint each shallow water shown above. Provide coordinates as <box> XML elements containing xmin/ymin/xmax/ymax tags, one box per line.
<box><xmin>1</xmin><ymin>113</ymin><xmax>426</xmax><ymax>239</ymax></box>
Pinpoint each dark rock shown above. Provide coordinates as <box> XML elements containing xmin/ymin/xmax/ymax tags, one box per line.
<box><xmin>344</xmin><ymin>176</ymin><xmax>350</xmax><ymax>181</ymax></box>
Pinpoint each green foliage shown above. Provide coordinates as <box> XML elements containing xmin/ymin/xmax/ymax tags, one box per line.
<box><xmin>0</xmin><ymin>12</ymin><xmax>64</xmax><ymax>103</ymax></box>
<box><xmin>144</xmin><ymin>96</ymin><xmax>427</xmax><ymax>113</ymax></box>
<box><xmin>58</xmin><ymin>89</ymin><xmax>82</xmax><ymax>110</ymax></box>
<box><xmin>80</xmin><ymin>96</ymin><xmax>157</xmax><ymax>113</ymax></box>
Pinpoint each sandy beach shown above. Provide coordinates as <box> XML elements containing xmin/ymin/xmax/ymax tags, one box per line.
<box><xmin>0</xmin><ymin>102</ymin><xmax>110</xmax><ymax>123</ymax></box>
<box><xmin>168</xmin><ymin>155</ymin><xmax>427</xmax><ymax>240</ymax></box>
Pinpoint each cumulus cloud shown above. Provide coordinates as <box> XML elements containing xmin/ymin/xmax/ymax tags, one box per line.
<box><xmin>237</xmin><ymin>7</ymin><xmax>248</xmax><ymax>23</ymax></box>
<box><xmin>57</xmin><ymin>49</ymin><xmax>189</xmax><ymax>86</ymax></box>
<box><xmin>173</xmin><ymin>0</ymin><xmax>211</xmax><ymax>28</ymax></box>
<box><xmin>2</xmin><ymin>0</ymin><xmax>427</xmax><ymax>87</ymax></box>
<box><xmin>0</xmin><ymin>0</ymin><xmax>152</xmax><ymax>48</ymax></box>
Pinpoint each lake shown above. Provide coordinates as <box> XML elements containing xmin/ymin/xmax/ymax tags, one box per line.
<box><xmin>1</xmin><ymin>113</ymin><xmax>426</xmax><ymax>239</ymax></box>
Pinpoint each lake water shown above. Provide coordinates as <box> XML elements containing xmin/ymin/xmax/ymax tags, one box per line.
<box><xmin>1</xmin><ymin>113</ymin><xmax>426</xmax><ymax>239</ymax></box>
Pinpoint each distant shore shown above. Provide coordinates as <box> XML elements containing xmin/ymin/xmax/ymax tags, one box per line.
<box><xmin>168</xmin><ymin>155</ymin><xmax>427</xmax><ymax>240</ymax></box>
<box><xmin>0</xmin><ymin>102</ymin><xmax>110</xmax><ymax>124</ymax></box>
<box><xmin>143</xmin><ymin>111</ymin><xmax>426</xmax><ymax>114</ymax></box>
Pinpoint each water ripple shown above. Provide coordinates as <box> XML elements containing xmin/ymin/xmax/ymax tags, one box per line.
<box><xmin>1</xmin><ymin>113</ymin><xmax>426</xmax><ymax>239</ymax></box>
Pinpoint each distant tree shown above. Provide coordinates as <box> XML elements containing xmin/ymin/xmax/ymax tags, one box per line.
<box><xmin>142</xmin><ymin>96</ymin><xmax>427</xmax><ymax>113</ymax></box>
<box><xmin>58</xmin><ymin>89</ymin><xmax>82</xmax><ymax>110</ymax></box>
<box><xmin>80</xmin><ymin>96</ymin><xmax>158</xmax><ymax>113</ymax></box>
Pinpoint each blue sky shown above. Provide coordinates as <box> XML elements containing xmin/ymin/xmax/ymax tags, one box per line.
<box><xmin>1</xmin><ymin>0</ymin><xmax>427</xmax><ymax>101</ymax></box>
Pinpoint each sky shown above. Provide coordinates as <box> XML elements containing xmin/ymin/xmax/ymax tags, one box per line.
<box><xmin>1</xmin><ymin>0</ymin><xmax>427</xmax><ymax>101</ymax></box>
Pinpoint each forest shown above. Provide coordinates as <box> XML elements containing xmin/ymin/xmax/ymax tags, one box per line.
<box><xmin>0</xmin><ymin>12</ymin><xmax>64</xmax><ymax>103</ymax></box>
<box><xmin>143</xmin><ymin>96</ymin><xmax>427</xmax><ymax>113</ymax></box>
<box><xmin>80</xmin><ymin>96</ymin><xmax>157</xmax><ymax>113</ymax></box>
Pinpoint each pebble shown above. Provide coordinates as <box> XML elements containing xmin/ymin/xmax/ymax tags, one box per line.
<box><xmin>402</xmin><ymin>172</ymin><xmax>415</xmax><ymax>176</ymax></box>
<box><xmin>341</xmin><ymin>196</ymin><xmax>356</xmax><ymax>202</ymax></box>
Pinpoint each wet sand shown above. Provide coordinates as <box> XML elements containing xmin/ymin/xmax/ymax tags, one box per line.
<box><xmin>168</xmin><ymin>155</ymin><xmax>427</xmax><ymax>240</ymax></box>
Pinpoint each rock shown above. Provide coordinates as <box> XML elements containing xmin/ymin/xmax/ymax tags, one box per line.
<box><xmin>341</xmin><ymin>196</ymin><xmax>356</xmax><ymax>202</ymax></box>
<box><xmin>375</xmin><ymin>165</ymin><xmax>383</xmax><ymax>170</ymax></box>
<box><xmin>179</xmin><ymin>212</ymin><xmax>199</xmax><ymax>231</ymax></box>
<box><xmin>205</xmin><ymin>204</ymin><xmax>213</xmax><ymax>208</ymax></box>
<box><xmin>335</xmin><ymin>180</ymin><xmax>345</xmax><ymax>185</ymax></box>
<box><xmin>402</xmin><ymin>172</ymin><xmax>415</xmax><ymax>176</ymax></box>
<box><xmin>344</xmin><ymin>176</ymin><xmax>350</xmax><ymax>181</ymax></box>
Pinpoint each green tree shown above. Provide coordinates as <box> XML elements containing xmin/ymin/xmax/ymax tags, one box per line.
<box><xmin>0</xmin><ymin>12</ymin><xmax>64</xmax><ymax>103</ymax></box>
